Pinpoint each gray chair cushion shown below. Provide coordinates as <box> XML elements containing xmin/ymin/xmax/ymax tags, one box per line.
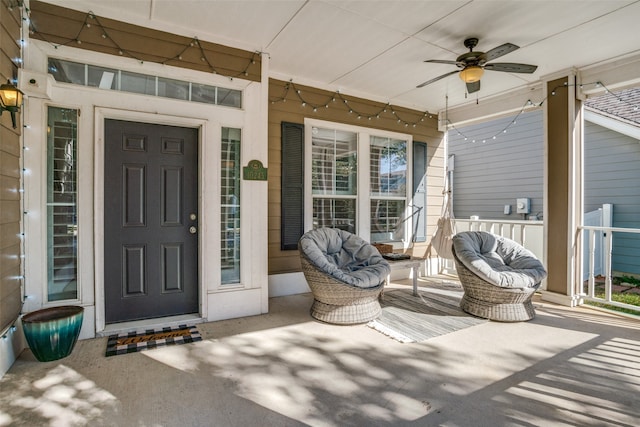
<box><xmin>452</xmin><ymin>231</ymin><xmax>547</xmax><ymax>288</ymax></box>
<box><xmin>299</xmin><ymin>228</ymin><xmax>390</xmax><ymax>288</ymax></box>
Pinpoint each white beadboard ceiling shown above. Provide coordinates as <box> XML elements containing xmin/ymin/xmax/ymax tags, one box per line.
<box><xmin>42</xmin><ymin>0</ymin><xmax>640</xmax><ymax>114</ymax></box>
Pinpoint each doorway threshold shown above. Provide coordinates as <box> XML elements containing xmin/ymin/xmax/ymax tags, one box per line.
<box><xmin>97</xmin><ymin>314</ymin><xmax>205</xmax><ymax>337</ymax></box>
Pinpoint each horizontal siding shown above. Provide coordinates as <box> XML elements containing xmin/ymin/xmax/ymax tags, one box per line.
<box><xmin>448</xmin><ymin>110</ymin><xmax>544</xmax><ymax>220</ymax></box>
<box><xmin>267</xmin><ymin>78</ymin><xmax>444</xmax><ymax>274</ymax></box>
<box><xmin>584</xmin><ymin>121</ymin><xmax>640</xmax><ymax>274</ymax></box>
<box><xmin>447</xmin><ymin>107</ymin><xmax>640</xmax><ymax>276</ymax></box>
<box><xmin>0</xmin><ymin>3</ymin><xmax>23</xmax><ymax>332</ymax></box>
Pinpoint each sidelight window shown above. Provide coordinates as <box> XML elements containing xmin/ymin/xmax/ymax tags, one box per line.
<box><xmin>47</xmin><ymin>107</ymin><xmax>79</xmax><ymax>301</ymax></box>
<box><xmin>221</xmin><ymin>128</ymin><xmax>241</xmax><ymax>284</ymax></box>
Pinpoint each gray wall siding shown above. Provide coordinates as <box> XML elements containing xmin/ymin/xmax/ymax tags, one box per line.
<box><xmin>448</xmin><ymin>110</ymin><xmax>544</xmax><ymax>220</ymax></box>
<box><xmin>449</xmin><ymin>111</ymin><xmax>640</xmax><ymax>275</ymax></box>
<box><xmin>584</xmin><ymin>121</ymin><xmax>640</xmax><ymax>275</ymax></box>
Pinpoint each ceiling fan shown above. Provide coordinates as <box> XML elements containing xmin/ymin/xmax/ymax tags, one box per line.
<box><xmin>417</xmin><ymin>38</ymin><xmax>538</xmax><ymax>94</ymax></box>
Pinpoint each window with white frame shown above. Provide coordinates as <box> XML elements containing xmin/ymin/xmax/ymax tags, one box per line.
<box><xmin>47</xmin><ymin>58</ymin><xmax>242</xmax><ymax>108</ymax></box>
<box><xmin>370</xmin><ymin>136</ymin><xmax>407</xmax><ymax>242</ymax></box>
<box><xmin>47</xmin><ymin>107</ymin><xmax>79</xmax><ymax>301</ymax></box>
<box><xmin>311</xmin><ymin>127</ymin><xmax>358</xmax><ymax>233</ymax></box>
<box><xmin>306</xmin><ymin>120</ymin><xmax>411</xmax><ymax>244</ymax></box>
<box><xmin>221</xmin><ymin>127</ymin><xmax>241</xmax><ymax>284</ymax></box>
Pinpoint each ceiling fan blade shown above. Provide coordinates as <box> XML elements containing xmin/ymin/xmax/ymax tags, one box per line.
<box><xmin>483</xmin><ymin>43</ymin><xmax>519</xmax><ymax>62</ymax></box>
<box><xmin>424</xmin><ymin>59</ymin><xmax>459</xmax><ymax>65</ymax></box>
<box><xmin>484</xmin><ymin>62</ymin><xmax>538</xmax><ymax>73</ymax></box>
<box><xmin>466</xmin><ymin>80</ymin><xmax>480</xmax><ymax>94</ymax></box>
<box><xmin>416</xmin><ymin>70</ymin><xmax>459</xmax><ymax>88</ymax></box>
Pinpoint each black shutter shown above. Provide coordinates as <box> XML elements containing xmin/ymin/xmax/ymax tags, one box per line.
<box><xmin>412</xmin><ymin>141</ymin><xmax>427</xmax><ymax>242</ymax></box>
<box><xmin>281</xmin><ymin>122</ymin><xmax>305</xmax><ymax>250</ymax></box>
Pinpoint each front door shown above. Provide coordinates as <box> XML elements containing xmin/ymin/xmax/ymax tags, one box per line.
<box><xmin>104</xmin><ymin>119</ymin><xmax>199</xmax><ymax>323</ymax></box>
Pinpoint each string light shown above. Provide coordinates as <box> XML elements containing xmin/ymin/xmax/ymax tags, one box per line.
<box><xmin>446</xmin><ymin>97</ymin><xmax>537</xmax><ymax>142</ymax></box>
<box><xmin>22</xmin><ymin>5</ymin><xmax>639</xmax><ymax>133</ymax></box>
<box><xmin>448</xmin><ymin>81</ymin><xmax>639</xmax><ymax>143</ymax></box>
<box><xmin>270</xmin><ymin>81</ymin><xmax>435</xmax><ymax>129</ymax></box>
<box><xmin>27</xmin><ymin>8</ymin><xmax>260</xmax><ymax>80</ymax></box>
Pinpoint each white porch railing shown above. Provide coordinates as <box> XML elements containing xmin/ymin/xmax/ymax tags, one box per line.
<box><xmin>440</xmin><ymin>218</ymin><xmax>544</xmax><ymax>287</ymax></box>
<box><xmin>436</xmin><ymin>218</ymin><xmax>639</xmax><ymax>314</ymax></box>
<box><xmin>455</xmin><ymin>218</ymin><xmax>544</xmax><ymax>260</ymax></box>
<box><xmin>578</xmin><ymin>225</ymin><xmax>640</xmax><ymax>314</ymax></box>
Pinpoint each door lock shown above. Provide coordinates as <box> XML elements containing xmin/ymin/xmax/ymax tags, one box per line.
<box><xmin>189</xmin><ymin>213</ymin><xmax>197</xmax><ymax>221</ymax></box>
<box><xmin>189</xmin><ymin>226</ymin><xmax>197</xmax><ymax>234</ymax></box>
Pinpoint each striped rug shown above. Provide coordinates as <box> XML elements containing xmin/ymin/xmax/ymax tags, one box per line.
<box><xmin>105</xmin><ymin>325</ymin><xmax>202</xmax><ymax>357</ymax></box>
<box><xmin>368</xmin><ymin>287</ymin><xmax>487</xmax><ymax>343</ymax></box>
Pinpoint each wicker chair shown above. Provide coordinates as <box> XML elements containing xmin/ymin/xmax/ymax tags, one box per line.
<box><xmin>299</xmin><ymin>228</ymin><xmax>390</xmax><ymax>325</ymax></box>
<box><xmin>451</xmin><ymin>231</ymin><xmax>547</xmax><ymax>322</ymax></box>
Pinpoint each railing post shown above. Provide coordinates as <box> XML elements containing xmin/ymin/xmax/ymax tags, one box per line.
<box><xmin>588</xmin><ymin>229</ymin><xmax>595</xmax><ymax>297</ymax></box>
<box><xmin>604</xmin><ymin>230</ymin><xmax>613</xmax><ymax>302</ymax></box>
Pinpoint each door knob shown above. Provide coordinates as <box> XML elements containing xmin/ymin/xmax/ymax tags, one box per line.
<box><xmin>189</xmin><ymin>213</ymin><xmax>197</xmax><ymax>221</ymax></box>
<box><xmin>189</xmin><ymin>226</ymin><xmax>197</xmax><ymax>234</ymax></box>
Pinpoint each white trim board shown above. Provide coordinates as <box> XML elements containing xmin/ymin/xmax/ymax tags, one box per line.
<box><xmin>584</xmin><ymin>108</ymin><xmax>640</xmax><ymax>141</ymax></box>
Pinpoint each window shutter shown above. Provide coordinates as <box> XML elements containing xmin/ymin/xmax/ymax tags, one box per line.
<box><xmin>281</xmin><ymin>122</ymin><xmax>305</xmax><ymax>250</ymax></box>
<box><xmin>412</xmin><ymin>141</ymin><xmax>427</xmax><ymax>242</ymax></box>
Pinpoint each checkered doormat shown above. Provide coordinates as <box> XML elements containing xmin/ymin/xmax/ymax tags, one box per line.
<box><xmin>105</xmin><ymin>325</ymin><xmax>202</xmax><ymax>357</ymax></box>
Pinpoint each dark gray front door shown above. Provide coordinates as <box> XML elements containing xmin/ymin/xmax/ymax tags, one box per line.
<box><xmin>104</xmin><ymin>119</ymin><xmax>198</xmax><ymax>323</ymax></box>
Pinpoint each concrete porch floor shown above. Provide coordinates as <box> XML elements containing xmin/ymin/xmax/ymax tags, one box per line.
<box><xmin>1</xmin><ymin>275</ymin><xmax>639</xmax><ymax>427</ymax></box>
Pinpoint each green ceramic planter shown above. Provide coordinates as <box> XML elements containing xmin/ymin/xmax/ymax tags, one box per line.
<box><xmin>22</xmin><ymin>306</ymin><xmax>84</xmax><ymax>362</ymax></box>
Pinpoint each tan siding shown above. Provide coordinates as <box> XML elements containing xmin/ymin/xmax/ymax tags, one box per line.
<box><xmin>0</xmin><ymin>175</ymin><xmax>18</xmax><ymax>201</ymax></box>
<box><xmin>0</xmin><ymin>150</ymin><xmax>19</xmax><ymax>178</ymax></box>
<box><xmin>0</xmin><ymin>222</ymin><xmax>19</xmax><ymax>249</ymax></box>
<box><xmin>268</xmin><ymin>78</ymin><xmax>445</xmax><ymax>274</ymax></box>
<box><xmin>0</xmin><ymin>1</ymin><xmax>22</xmax><ymax>331</ymax></box>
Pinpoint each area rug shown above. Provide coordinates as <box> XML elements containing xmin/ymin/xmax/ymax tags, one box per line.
<box><xmin>105</xmin><ymin>324</ymin><xmax>202</xmax><ymax>357</ymax></box>
<box><xmin>368</xmin><ymin>288</ymin><xmax>487</xmax><ymax>343</ymax></box>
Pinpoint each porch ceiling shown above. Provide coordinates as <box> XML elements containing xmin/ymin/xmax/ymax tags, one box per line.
<box><xmin>41</xmin><ymin>0</ymin><xmax>640</xmax><ymax>114</ymax></box>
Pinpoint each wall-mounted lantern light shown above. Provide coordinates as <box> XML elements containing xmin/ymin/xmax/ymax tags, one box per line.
<box><xmin>0</xmin><ymin>81</ymin><xmax>24</xmax><ymax>129</ymax></box>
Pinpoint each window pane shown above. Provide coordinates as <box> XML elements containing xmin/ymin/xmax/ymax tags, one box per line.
<box><xmin>158</xmin><ymin>77</ymin><xmax>189</xmax><ymax>100</ymax></box>
<box><xmin>121</xmin><ymin>71</ymin><xmax>156</xmax><ymax>95</ymax></box>
<box><xmin>370</xmin><ymin>137</ymin><xmax>407</xmax><ymax>197</ymax></box>
<box><xmin>370</xmin><ymin>199</ymin><xmax>405</xmax><ymax>242</ymax></box>
<box><xmin>191</xmin><ymin>83</ymin><xmax>217</xmax><ymax>104</ymax></box>
<box><xmin>87</xmin><ymin>65</ymin><xmax>118</xmax><ymax>89</ymax></box>
<box><xmin>217</xmin><ymin>87</ymin><xmax>242</xmax><ymax>108</ymax></box>
<box><xmin>47</xmin><ymin>107</ymin><xmax>79</xmax><ymax>301</ymax></box>
<box><xmin>48</xmin><ymin>58</ymin><xmax>85</xmax><ymax>85</ymax></box>
<box><xmin>221</xmin><ymin>128</ymin><xmax>241</xmax><ymax>284</ymax></box>
<box><xmin>312</xmin><ymin>127</ymin><xmax>357</xmax><ymax>195</ymax></box>
<box><xmin>313</xmin><ymin>198</ymin><xmax>356</xmax><ymax>234</ymax></box>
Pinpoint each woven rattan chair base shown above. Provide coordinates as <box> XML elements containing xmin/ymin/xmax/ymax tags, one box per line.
<box><xmin>453</xmin><ymin>252</ymin><xmax>538</xmax><ymax>322</ymax></box>
<box><xmin>310</xmin><ymin>299</ymin><xmax>382</xmax><ymax>325</ymax></box>
<box><xmin>300</xmin><ymin>254</ymin><xmax>384</xmax><ymax>325</ymax></box>
<box><xmin>460</xmin><ymin>292</ymin><xmax>536</xmax><ymax>322</ymax></box>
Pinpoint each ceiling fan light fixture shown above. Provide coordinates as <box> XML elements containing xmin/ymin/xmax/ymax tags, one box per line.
<box><xmin>459</xmin><ymin>65</ymin><xmax>484</xmax><ymax>83</ymax></box>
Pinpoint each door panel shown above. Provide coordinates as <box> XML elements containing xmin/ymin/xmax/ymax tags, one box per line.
<box><xmin>123</xmin><ymin>245</ymin><xmax>146</xmax><ymax>296</ymax></box>
<box><xmin>162</xmin><ymin>243</ymin><xmax>183</xmax><ymax>292</ymax></box>
<box><xmin>123</xmin><ymin>164</ymin><xmax>146</xmax><ymax>226</ymax></box>
<box><xmin>161</xmin><ymin>166</ymin><xmax>183</xmax><ymax>226</ymax></box>
<box><xmin>104</xmin><ymin>119</ymin><xmax>198</xmax><ymax>323</ymax></box>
